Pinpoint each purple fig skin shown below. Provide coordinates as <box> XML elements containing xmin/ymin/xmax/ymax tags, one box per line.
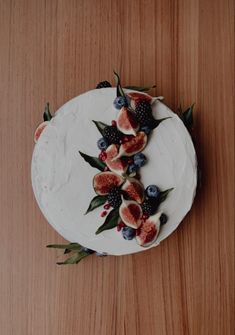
<box><xmin>121</xmin><ymin>178</ymin><xmax>145</xmax><ymax>204</ymax></box>
<box><xmin>119</xmin><ymin>197</ymin><xmax>143</xmax><ymax>229</ymax></box>
<box><xmin>116</xmin><ymin>132</ymin><xmax>147</xmax><ymax>158</ymax></box>
<box><xmin>136</xmin><ymin>212</ymin><xmax>161</xmax><ymax>247</ymax></box>
<box><xmin>117</xmin><ymin>107</ymin><xmax>139</xmax><ymax>136</ymax></box>
<box><xmin>104</xmin><ymin>144</ymin><xmax>128</xmax><ymax>176</ymax></box>
<box><xmin>93</xmin><ymin>172</ymin><xmax>124</xmax><ymax>195</ymax></box>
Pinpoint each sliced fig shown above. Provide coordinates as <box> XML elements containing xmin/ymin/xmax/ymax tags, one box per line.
<box><xmin>93</xmin><ymin>171</ymin><xmax>124</xmax><ymax>195</ymax></box>
<box><xmin>116</xmin><ymin>131</ymin><xmax>147</xmax><ymax>158</ymax></box>
<box><xmin>34</xmin><ymin>121</ymin><xmax>49</xmax><ymax>143</ymax></box>
<box><xmin>121</xmin><ymin>177</ymin><xmax>145</xmax><ymax>203</ymax></box>
<box><xmin>119</xmin><ymin>197</ymin><xmax>143</xmax><ymax>229</ymax></box>
<box><xmin>127</xmin><ymin>92</ymin><xmax>153</xmax><ymax>109</ymax></box>
<box><xmin>105</xmin><ymin>144</ymin><xmax>128</xmax><ymax>176</ymax></box>
<box><xmin>117</xmin><ymin>107</ymin><xmax>139</xmax><ymax>136</ymax></box>
<box><xmin>136</xmin><ymin>212</ymin><xmax>161</xmax><ymax>247</ymax></box>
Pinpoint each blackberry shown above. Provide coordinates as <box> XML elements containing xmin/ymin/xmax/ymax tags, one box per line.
<box><xmin>141</xmin><ymin>198</ymin><xmax>157</xmax><ymax>216</ymax></box>
<box><xmin>135</xmin><ymin>101</ymin><xmax>154</xmax><ymax>127</ymax></box>
<box><xmin>160</xmin><ymin>213</ymin><xmax>168</xmax><ymax>225</ymax></box>
<box><xmin>107</xmin><ymin>187</ymin><xmax>122</xmax><ymax>208</ymax></box>
<box><xmin>96</xmin><ymin>81</ymin><xmax>112</xmax><ymax>89</ymax></box>
<box><xmin>103</xmin><ymin>126</ymin><xmax>122</xmax><ymax>144</ymax></box>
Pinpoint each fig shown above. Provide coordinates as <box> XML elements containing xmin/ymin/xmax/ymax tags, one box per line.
<box><xmin>116</xmin><ymin>107</ymin><xmax>139</xmax><ymax>136</ymax></box>
<box><xmin>121</xmin><ymin>177</ymin><xmax>145</xmax><ymax>203</ymax></box>
<box><xmin>119</xmin><ymin>197</ymin><xmax>143</xmax><ymax>229</ymax></box>
<box><xmin>127</xmin><ymin>92</ymin><xmax>153</xmax><ymax>109</ymax></box>
<box><xmin>34</xmin><ymin>121</ymin><xmax>49</xmax><ymax>143</ymax></box>
<box><xmin>105</xmin><ymin>144</ymin><xmax>128</xmax><ymax>176</ymax></box>
<box><xmin>93</xmin><ymin>171</ymin><xmax>124</xmax><ymax>195</ymax></box>
<box><xmin>116</xmin><ymin>131</ymin><xmax>147</xmax><ymax>158</ymax></box>
<box><xmin>136</xmin><ymin>212</ymin><xmax>161</xmax><ymax>247</ymax></box>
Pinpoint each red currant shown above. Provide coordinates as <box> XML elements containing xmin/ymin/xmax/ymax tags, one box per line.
<box><xmin>111</xmin><ymin>120</ymin><xmax>117</xmax><ymax>127</ymax></box>
<box><xmin>99</xmin><ymin>151</ymin><xmax>107</xmax><ymax>161</ymax></box>
<box><xmin>100</xmin><ymin>211</ymin><xmax>107</xmax><ymax>217</ymax></box>
<box><xmin>104</xmin><ymin>203</ymin><xmax>111</xmax><ymax>210</ymax></box>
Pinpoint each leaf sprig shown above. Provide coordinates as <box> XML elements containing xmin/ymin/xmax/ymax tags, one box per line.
<box><xmin>178</xmin><ymin>104</ymin><xmax>195</xmax><ymax>131</ymax></box>
<box><xmin>85</xmin><ymin>195</ymin><xmax>107</xmax><ymax>214</ymax></box>
<box><xmin>47</xmin><ymin>243</ymin><xmax>94</xmax><ymax>265</ymax></box>
<box><xmin>78</xmin><ymin>151</ymin><xmax>106</xmax><ymax>171</ymax></box>
<box><xmin>43</xmin><ymin>102</ymin><xmax>53</xmax><ymax>121</ymax></box>
<box><xmin>124</xmin><ymin>85</ymin><xmax>156</xmax><ymax>92</ymax></box>
<box><xmin>96</xmin><ymin>208</ymin><xmax>120</xmax><ymax>234</ymax></box>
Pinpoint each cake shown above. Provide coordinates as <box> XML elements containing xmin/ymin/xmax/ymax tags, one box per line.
<box><xmin>31</xmin><ymin>74</ymin><xmax>197</xmax><ymax>262</ymax></box>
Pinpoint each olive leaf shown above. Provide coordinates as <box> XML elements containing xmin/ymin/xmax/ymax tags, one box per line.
<box><xmin>124</xmin><ymin>85</ymin><xmax>156</xmax><ymax>92</ymax></box>
<box><xmin>56</xmin><ymin>251</ymin><xmax>90</xmax><ymax>265</ymax></box>
<box><xmin>85</xmin><ymin>195</ymin><xmax>107</xmax><ymax>214</ymax></box>
<box><xmin>113</xmin><ymin>71</ymin><xmax>126</xmax><ymax>98</ymax></box>
<box><xmin>79</xmin><ymin>151</ymin><xmax>106</xmax><ymax>171</ymax></box>
<box><xmin>158</xmin><ymin>188</ymin><xmax>174</xmax><ymax>204</ymax></box>
<box><xmin>47</xmin><ymin>242</ymin><xmax>82</xmax><ymax>251</ymax></box>
<box><xmin>43</xmin><ymin>102</ymin><xmax>53</xmax><ymax>121</ymax></box>
<box><xmin>64</xmin><ymin>248</ymin><xmax>72</xmax><ymax>254</ymax></box>
<box><xmin>151</xmin><ymin>117</ymin><xmax>171</xmax><ymax>130</ymax></box>
<box><xmin>47</xmin><ymin>243</ymin><xmax>94</xmax><ymax>265</ymax></box>
<box><xmin>180</xmin><ymin>104</ymin><xmax>194</xmax><ymax>131</ymax></box>
<box><xmin>92</xmin><ymin>120</ymin><xmax>108</xmax><ymax>137</ymax></box>
<box><xmin>63</xmin><ymin>243</ymin><xmax>80</xmax><ymax>254</ymax></box>
<box><xmin>96</xmin><ymin>208</ymin><xmax>120</xmax><ymax>235</ymax></box>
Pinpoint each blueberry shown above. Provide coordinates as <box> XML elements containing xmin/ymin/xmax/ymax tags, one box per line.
<box><xmin>97</xmin><ymin>137</ymin><xmax>108</xmax><ymax>150</ymax></box>
<box><xmin>128</xmin><ymin>164</ymin><xmax>138</xmax><ymax>174</ymax></box>
<box><xmin>146</xmin><ymin>185</ymin><xmax>160</xmax><ymax>198</ymax></box>
<box><xmin>133</xmin><ymin>153</ymin><xmax>146</xmax><ymax>168</ymax></box>
<box><xmin>122</xmin><ymin>227</ymin><xmax>136</xmax><ymax>240</ymax></box>
<box><xmin>113</xmin><ymin>96</ymin><xmax>128</xmax><ymax>110</ymax></box>
<box><xmin>141</xmin><ymin>126</ymin><xmax>152</xmax><ymax>135</ymax></box>
<box><xmin>95</xmin><ymin>252</ymin><xmax>108</xmax><ymax>257</ymax></box>
<box><xmin>160</xmin><ymin>213</ymin><xmax>168</xmax><ymax>225</ymax></box>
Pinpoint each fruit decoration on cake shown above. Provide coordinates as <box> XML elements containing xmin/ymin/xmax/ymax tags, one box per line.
<box><xmin>33</xmin><ymin>71</ymin><xmax>196</xmax><ymax>264</ymax></box>
<box><xmin>78</xmin><ymin>72</ymin><xmax>173</xmax><ymax>247</ymax></box>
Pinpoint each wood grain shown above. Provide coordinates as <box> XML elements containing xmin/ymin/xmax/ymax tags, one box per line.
<box><xmin>0</xmin><ymin>0</ymin><xmax>234</xmax><ymax>334</ymax></box>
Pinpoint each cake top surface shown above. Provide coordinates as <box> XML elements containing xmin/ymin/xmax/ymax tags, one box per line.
<box><xmin>32</xmin><ymin>88</ymin><xmax>197</xmax><ymax>255</ymax></box>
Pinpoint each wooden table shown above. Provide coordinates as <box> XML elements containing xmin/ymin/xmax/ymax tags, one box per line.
<box><xmin>0</xmin><ymin>1</ymin><xmax>234</xmax><ymax>334</ymax></box>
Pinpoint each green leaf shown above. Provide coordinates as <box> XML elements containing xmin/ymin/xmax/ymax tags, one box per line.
<box><xmin>177</xmin><ymin>104</ymin><xmax>183</xmax><ymax>116</ymax></box>
<box><xmin>124</xmin><ymin>85</ymin><xmax>156</xmax><ymax>92</ymax></box>
<box><xmin>56</xmin><ymin>251</ymin><xmax>90</xmax><ymax>265</ymax></box>
<box><xmin>47</xmin><ymin>243</ymin><xmax>82</xmax><ymax>251</ymax></box>
<box><xmin>113</xmin><ymin>71</ymin><xmax>125</xmax><ymax>98</ymax></box>
<box><xmin>85</xmin><ymin>195</ymin><xmax>107</xmax><ymax>214</ymax></box>
<box><xmin>64</xmin><ymin>248</ymin><xmax>72</xmax><ymax>254</ymax></box>
<box><xmin>92</xmin><ymin>120</ymin><xmax>108</xmax><ymax>137</ymax></box>
<box><xmin>151</xmin><ymin>117</ymin><xmax>171</xmax><ymax>130</ymax></box>
<box><xmin>158</xmin><ymin>188</ymin><xmax>174</xmax><ymax>204</ymax></box>
<box><xmin>96</xmin><ymin>208</ymin><xmax>120</xmax><ymax>235</ymax></box>
<box><xmin>79</xmin><ymin>151</ymin><xmax>106</xmax><ymax>171</ymax></box>
<box><xmin>180</xmin><ymin>104</ymin><xmax>194</xmax><ymax>131</ymax></box>
<box><xmin>43</xmin><ymin>102</ymin><xmax>52</xmax><ymax>121</ymax></box>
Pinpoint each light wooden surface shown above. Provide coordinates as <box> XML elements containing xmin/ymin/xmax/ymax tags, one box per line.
<box><xmin>0</xmin><ymin>0</ymin><xmax>234</xmax><ymax>334</ymax></box>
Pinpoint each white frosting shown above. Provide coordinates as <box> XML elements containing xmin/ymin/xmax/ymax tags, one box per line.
<box><xmin>31</xmin><ymin>88</ymin><xmax>197</xmax><ymax>255</ymax></box>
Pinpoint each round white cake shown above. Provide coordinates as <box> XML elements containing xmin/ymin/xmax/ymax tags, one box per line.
<box><xmin>31</xmin><ymin>88</ymin><xmax>197</xmax><ymax>255</ymax></box>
